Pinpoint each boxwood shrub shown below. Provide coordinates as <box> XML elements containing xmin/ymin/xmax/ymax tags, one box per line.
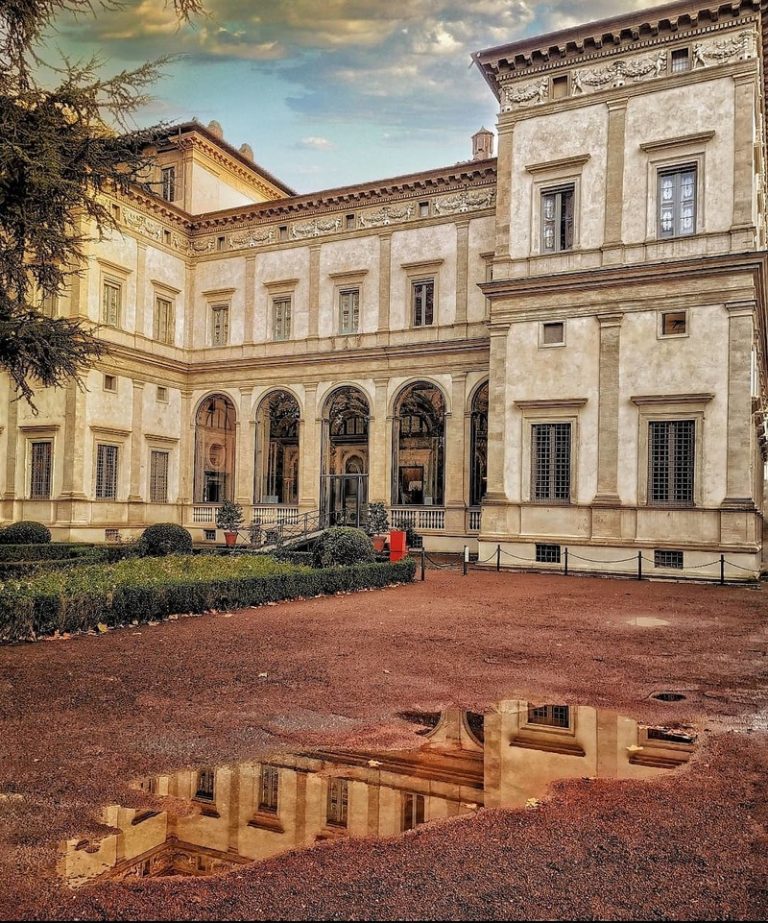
<box><xmin>0</xmin><ymin>558</ymin><xmax>416</xmax><ymax>642</ymax></box>
<box><xmin>0</xmin><ymin>522</ymin><xmax>51</xmax><ymax>544</ymax></box>
<box><xmin>0</xmin><ymin>544</ymin><xmax>96</xmax><ymax>563</ymax></box>
<box><xmin>137</xmin><ymin>523</ymin><xmax>193</xmax><ymax>557</ymax></box>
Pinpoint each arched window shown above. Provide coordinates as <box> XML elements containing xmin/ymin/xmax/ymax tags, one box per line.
<box><xmin>393</xmin><ymin>381</ymin><xmax>446</xmax><ymax>506</ymax></box>
<box><xmin>470</xmin><ymin>382</ymin><xmax>489</xmax><ymax>507</ymax></box>
<box><xmin>255</xmin><ymin>390</ymin><xmax>300</xmax><ymax>505</ymax></box>
<box><xmin>194</xmin><ymin>394</ymin><xmax>236</xmax><ymax>503</ymax></box>
<box><xmin>322</xmin><ymin>386</ymin><xmax>370</xmax><ymax>525</ymax></box>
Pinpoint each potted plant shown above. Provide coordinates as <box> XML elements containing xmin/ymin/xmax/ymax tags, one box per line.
<box><xmin>365</xmin><ymin>502</ymin><xmax>389</xmax><ymax>553</ymax></box>
<box><xmin>216</xmin><ymin>500</ymin><xmax>244</xmax><ymax>547</ymax></box>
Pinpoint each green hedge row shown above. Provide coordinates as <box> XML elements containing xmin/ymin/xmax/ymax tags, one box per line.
<box><xmin>0</xmin><ymin>559</ymin><xmax>416</xmax><ymax>642</ymax></box>
<box><xmin>0</xmin><ymin>543</ymin><xmax>97</xmax><ymax>562</ymax></box>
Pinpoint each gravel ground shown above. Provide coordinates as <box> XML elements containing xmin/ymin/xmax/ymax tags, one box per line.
<box><xmin>1</xmin><ymin>570</ymin><xmax>767</xmax><ymax>920</ymax></box>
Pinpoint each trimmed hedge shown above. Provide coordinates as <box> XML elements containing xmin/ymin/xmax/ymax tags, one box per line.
<box><xmin>0</xmin><ymin>543</ymin><xmax>96</xmax><ymax>563</ymax></box>
<box><xmin>0</xmin><ymin>521</ymin><xmax>51</xmax><ymax>544</ymax></box>
<box><xmin>0</xmin><ymin>558</ymin><xmax>416</xmax><ymax>642</ymax></box>
<box><xmin>137</xmin><ymin>523</ymin><xmax>193</xmax><ymax>557</ymax></box>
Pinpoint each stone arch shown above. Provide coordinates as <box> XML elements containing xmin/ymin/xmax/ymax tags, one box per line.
<box><xmin>193</xmin><ymin>392</ymin><xmax>237</xmax><ymax>504</ymax></box>
<box><xmin>469</xmin><ymin>379</ymin><xmax>489</xmax><ymax>507</ymax></box>
<box><xmin>391</xmin><ymin>380</ymin><xmax>447</xmax><ymax>507</ymax></box>
<box><xmin>254</xmin><ymin>389</ymin><xmax>301</xmax><ymax>505</ymax></box>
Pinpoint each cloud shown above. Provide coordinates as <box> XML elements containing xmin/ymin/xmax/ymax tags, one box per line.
<box><xmin>296</xmin><ymin>136</ymin><xmax>335</xmax><ymax>150</ymax></box>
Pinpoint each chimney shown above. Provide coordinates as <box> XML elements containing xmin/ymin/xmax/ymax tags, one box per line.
<box><xmin>472</xmin><ymin>127</ymin><xmax>494</xmax><ymax>161</ymax></box>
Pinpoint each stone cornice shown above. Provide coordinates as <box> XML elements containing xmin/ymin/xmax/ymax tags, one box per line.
<box><xmin>639</xmin><ymin>130</ymin><xmax>716</xmax><ymax>152</ymax></box>
<box><xmin>515</xmin><ymin>398</ymin><xmax>588</xmax><ymax>410</ymax></box>
<box><xmin>525</xmin><ymin>154</ymin><xmax>591</xmax><ymax>174</ymax></box>
<box><xmin>630</xmin><ymin>392</ymin><xmax>715</xmax><ymax>405</ymax></box>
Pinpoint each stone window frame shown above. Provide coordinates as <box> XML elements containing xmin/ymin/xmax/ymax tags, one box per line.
<box><xmin>145</xmin><ymin>433</ymin><xmax>178</xmax><ymax>504</ymax></box>
<box><xmin>657</xmin><ymin>307</ymin><xmax>690</xmax><ymax>340</ymax></box>
<box><xmin>515</xmin><ymin>399</ymin><xmax>587</xmax><ymax>505</ymax></box>
<box><xmin>329</xmin><ymin>269</ymin><xmax>368</xmax><ymax>336</ymax></box>
<box><xmin>264</xmin><ymin>278</ymin><xmax>299</xmax><ymax>343</ymax></box>
<box><xmin>630</xmin><ymin>393</ymin><xmax>714</xmax><ymax>508</ymax></box>
<box><xmin>402</xmin><ymin>259</ymin><xmax>443</xmax><ymax>329</ymax></box>
<box><xmin>539</xmin><ymin>320</ymin><xmax>566</xmax><ymax>348</ymax></box>
<box><xmin>151</xmin><ymin>280</ymin><xmax>180</xmax><ymax>346</ymax></box>
<box><xmin>640</xmin><ymin>132</ymin><xmax>714</xmax><ymax>242</ymax></box>
<box><xmin>202</xmin><ymin>287</ymin><xmax>235</xmax><ymax>349</ymax></box>
<box><xmin>20</xmin><ymin>424</ymin><xmax>59</xmax><ymax>501</ymax></box>
<box><xmin>103</xmin><ymin>373</ymin><xmax>117</xmax><ymax>393</ymax></box>
<box><xmin>97</xmin><ymin>259</ymin><xmax>130</xmax><ymax>330</ymax></box>
<box><xmin>525</xmin><ymin>154</ymin><xmax>590</xmax><ymax>258</ymax></box>
<box><xmin>91</xmin><ymin>426</ymin><xmax>130</xmax><ymax>502</ymax></box>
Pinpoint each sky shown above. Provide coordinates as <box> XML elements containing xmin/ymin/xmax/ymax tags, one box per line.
<box><xmin>47</xmin><ymin>0</ymin><xmax>651</xmax><ymax>194</ymax></box>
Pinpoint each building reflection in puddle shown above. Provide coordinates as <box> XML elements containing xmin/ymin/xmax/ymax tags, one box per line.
<box><xmin>59</xmin><ymin>700</ymin><xmax>696</xmax><ymax>888</ymax></box>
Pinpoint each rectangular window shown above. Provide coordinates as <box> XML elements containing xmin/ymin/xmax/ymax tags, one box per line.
<box><xmin>345</xmin><ymin>214</ymin><xmax>355</xmax><ymax>230</ymax></box>
<box><xmin>671</xmin><ymin>48</ymin><xmax>690</xmax><ymax>73</ymax></box>
<box><xmin>149</xmin><ymin>450</ymin><xmax>169</xmax><ymax>503</ymax></box>
<box><xmin>535</xmin><ymin>543</ymin><xmax>561</xmax><ymax>564</ymax></box>
<box><xmin>154</xmin><ymin>297</ymin><xmax>174</xmax><ymax>345</ymax></box>
<box><xmin>654</xmin><ymin>549</ymin><xmax>684</xmax><ymax>569</ymax></box>
<box><xmin>419</xmin><ymin>201</ymin><xmax>430</xmax><ymax>218</ymax></box>
<box><xmin>542</xmin><ymin>321</ymin><xmax>565</xmax><ymax>346</ymax></box>
<box><xmin>258</xmin><ymin>765</ymin><xmax>279</xmax><ymax>814</ymax></box>
<box><xmin>161</xmin><ymin>166</ymin><xmax>176</xmax><ymax>202</ymax></box>
<box><xmin>412</xmin><ymin>279</ymin><xmax>434</xmax><ymax>327</ymax></box>
<box><xmin>273</xmin><ymin>297</ymin><xmax>292</xmax><ymax>341</ymax></box>
<box><xmin>531</xmin><ymin>423</ymin><xmax>571</xmax><ymax>502</ymax></box>
<box><xmin>157</xmin><ymin>385</ymin><xmax>169</xmax><ymax>402</ymax></box>
<box><xmin>102</xmin><ymin>280</ymin><xmax>121</xmax><ymax>327</ymax></box>
<box><xmin>660</xmin><ymin>310</ymin><xmax>687</xmax><ymax>337</ymax></box>
<box><xmin>658</xmin><ymin>165</ymin><xmax>697</xmax><ymax>238</ymax></box>
<box><xmin>338</xmin><ymin>288</ymin><xmax>359</xmax><ymax>334</ymax></box>
<box><xmin>195</xmin><ymin>769</ymin><xmax>215</xmax><ymax>802</ymax></box>
<box><xmin>528</xmin><ymin>705</ymin><xmax>570</xmax><ymax>728</ymax></box>
<box><xmin>648</xmin><ymin>420</ymin><xmax>695</xmax><ymax>505</ymax></box>
<box><xmin>326</xmin><ymin>778</ymin><xmax>348</xmax><ymax>827</ymax></box>
<box><xmin>541</xmin><ymin>185</ymin><xmax>574</xmax><ymax>253</ymax></box>
<box><xmin>552</xmin><ymin>75</ymin><xmax>569</xmax><ymax>99</ymax></box>
<box><xmin>204</xmin><ymin>529</ymin><xmax>216</xmax><ymax>542</ymax></box>
<box><xmin>104</xmin><ymin>374</ymin><xmax>117</xmax><ymax>393</ymax></box>
<box><xmin>40</xmin><ymin>294</ymin><xmax>56</xmax><ymax>317</ymax></box>
<box><xmin>95</xmin><ymin>444</ymin><xmax>119</xmax><ymax>500</ymax></box>
<box><xmin>402</xmin><ymin>793</ymin><xmax>425</xmax><ymax>832</ymax></box>
<box><xmin>210</xmin><ymin>304</ymin><xmax>229</xmax><ymax>346</ymax></box>
<box><xmin>30</xmin><ymin>441</ymin><xmax>52</xmax><ymax>499</ymax></box>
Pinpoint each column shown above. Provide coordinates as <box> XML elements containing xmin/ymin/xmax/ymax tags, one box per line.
<box><xmin>602</xmin><ymin>98</ymin><xmax>628</xmax><ymax>263</ymax></box>
<box><xmin>444</xmin><ymin>372</ymin><xmax>468</xmax><ymax>533</ymax></box>
<box><xmin>60</xmin><ymin>382</ymin><xmax>87</xmax><ymax>500</ymax></box>
<box><xmin>722</xmin><ymin>300</ymin><xmax>756</xmax><ymax>508</ymax></box>
<box><xmin>493</xmin><ymin>122</ymin><xmax>514</xmax><ymax>262</ymax></box>
<box><xmin>298</xmin><ymin>383</ymin><xmax>320</xmax><ymax>510</ymax></box>
<box><xmin>454</xmin><ymin>220</ymin><xmax>470</xmax><ymax>328</ymax></box>
<box><xmin>308</xmin><ymin>245</ymin><xmax>320</xmax><ymax>341</ymax></box>
<box><xmin>135</xmin><ymin>242</ymin><xmax>147</xmax><ymax>337</ymax></box>
<box><xmin>484</xmin><ymin>324</ymin><xmax>510</xmax><ymax>501</ymax></box>
<box><xmin>368</xmin><ymin>378</ymin><xmax>390</xmax><ymax>505</ymax></box>
<box><xmin>184</xmin><ymin>260</ymin><xmax>196</xmax><ymax>350</ymax></box>
<box><xmin>594</xmin><ymin>313</ymin><xmax>623</xmax><ymax>507</ymax></box>
<box><xmin>178</xmin><ymin>389</ymin><xmax>194</xmax><ymax>510</ymax></box>
<box><xmin>732</xmin><ymin>74</ymin><xmax>756</xmax><ymax>232</ymax></box>
<box><xmin>377</xmin><ymin>233</ymin><xmax>392</xmax><ymax>338</ymax></box>
<box><xmin>243</xmin><ymin>256</ymin><xmax>256</xmax><ymax>345</ymax></box>
<box><xmin>235</xmin><ymin>386</ymin><xmax>254</xmax><ymax>507</ymax></box>
<box><xmin>127</xmin><ymin>380</ymin><xmax>145</xmax><ymax>503</ymax></box>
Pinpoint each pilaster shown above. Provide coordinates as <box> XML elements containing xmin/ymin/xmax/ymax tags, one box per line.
<box><xmin>732</xmin><ymin>74</ymin><xmax>757</xmax><ymax>232</ymax></box>
<box><xmin>299</xmin><ymin>383</ymin><xmax>320</xmax><ymax>509</ymax></box>
<box><xmin>455</xmin><ymin>220</ymin><xmax>470</xmax><ymax>330</ymax></box>
<box><xmin>178</xmin><ymin>389</ymin><xmax>194</xmax><ymax>506</ymax></box>
<box><xmin>243</xmin><ymin>256</ymin><xmax>257</xmax><ymax>346</ymax></box>
<box><xmin>593</xmin><ymin>312</ymin><xmax>624</xmax><ymax>508</ymax></box>
<box><xmin>135</xmin><ymin>242</ymin><xmax>147</xmax><ymax>338</ymax></box>
<box><xmin>368</xmin><ymin>378</ymin><xmax>390</xmax><ymax>505</ymax></box>
<box><xmin>308</xmin><ymin>245</ymin><xmax>321</xmax><ymax>341</ymax></box>
<box><xmin>721</xmin><ymin>300</ymin><xmax>756</xmax><ymax>509</ymax></box>
<box><xmin>127</xmin><ymin>380</ymin><xmax>145</xmax><ymax>503</ymax></box>
<box><xmin>444</xmin><ymin>371</ymin><xmax>468</xmax><ymax>533</ymax></box>
<box><xmin>602</xmin><ymin>98</ymin><xmax>628</xmax><ymax>264</ymax></box>
<box><xmin>2</xmin><ymin>397</ymin><xmax>18</xmax><ymax>503</ymax></box>
<box><xmin>236</xmin><ymin>386</ymin><xmax>254</xmax><ymax>506</ymax></box>
<box><xmin>377</xmin><ymin>233</ymin><xmax>392</xmax><ymax>338</ymax></box>
<box><xmin>484</xmin><ymin>324</ymin><xmax>511</xmax><ymax>500</ymax></box>
<box><xmin>493</xmin><ymin>122</ymin><xmax>514</xmax><ymax>263</ymax></box>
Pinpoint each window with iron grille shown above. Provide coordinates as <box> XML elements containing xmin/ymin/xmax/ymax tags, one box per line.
<box><xmin>654</xmin><ymin>549</ymin><xmax>684</xmax><ymax>569</ymax></box>
<box><xmin>204</xmin><ymin>529</ymin><xmax>216</xmax><ymax>542</ymax></box>
<box><xmin>157</xmin><ymin>386</ymin><xmax>168</xmax><ymax>402</ymax></box>
<box><xmin>102</xmin><ymin>280</ymin><xmax>121</xmax><ymax>327</ymax></box>
<box><xmin>273</xmin><ymin>297</ymin><xmax>292</xmax><ymax>341</ymax></box>
<box><xmin>338</xmin><ymin>288</ymin><xmax>359</xmax><ymax>334</ymax></box>
<box><xmin>210</xmin><ymin>304</ymin><xmax>229</xmax><ymax>346</ymax></box>
<box><xmin>401</xmin><ymin>792</ymin><xmax>425</xmax><ymax>832</ymax></box>
<box><xmin>648</xmin><ymin>420</ymin><xmax>695</xmax><ymax>505</ymax></box>
<box><xmin>154</xmin><ymin>297</ymin><xmax>174</xmax><ymax>345</ymax></box>
<box><xmin>658</xmin><ymin>165</ymin><xmax>696</xmax><ymax>238</ymax></box>
<box><xmin>149</xmin><ymin>450</ymin><xmax>169</xmax><ymax>503</ymax></box>
<box><xmin>531</xmin><ymin>423</ymin><xmax>571</xmax><ymax>502</ymax></box>
<box><xmin>161</xmin><ymin>166</ymin><xmax>176</xmax><ymax>202</ymax></box>
<box><xmin>195</xmin><ymin>769</ymin><xmax>215</xmax><ymax>801</ymax></box>
<box><xmin>95</xmin><ymin>444</ymin><xmax>118</xmax><ymax>500</ymax></box>
<box><xmin>258</xmin><ymin>765</ymin><xmax>279</xmax><ymax>814</ymax></box>
<box><xmin>671</xmin><ymin>48</ymin><xmax>690</xmax><ymax>72</ymax></box>
<box><xmin>542</xmin><ymin>321</ymin><xmax>564</xmax><ymax>346</ymax></box>
<box><xmin>536</xmin><ymin>543</ymin><xmax>561</xmax><ymax>564</ymax></box>
<box><xmin>541</xmin><ymin>185</ymin><xmax>574</xmax><ymax>253</ymax></box>
<box><xmin>528</xmin><ymin>705</ymin><xmax>570</xmax><ymax>728</ymax></box>
<box><xmin>412</xmin><ymin>279</ymin><xmax>434</xmax><ymax>327</ymax></box>
<box><xmin>30</xmin><ymin>441</ymin><xmax>52</xmax><ymax>499</ymax></box>
<box><xmin>326</xmin><ymin>778</ymin><xmax>348</xmax><ymax>827</ymax></box>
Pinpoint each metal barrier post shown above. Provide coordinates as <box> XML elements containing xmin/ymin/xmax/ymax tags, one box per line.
<box><xmin>463</xmin><ymin>546</ymin><xmax>469</xmax><ymax>576</ymax></box>
<box><xmin>496</xmin><ymin>544</ymin><xmax>501</xmax><ymax>572</ymax></box>
<box><xmin>421</xmin><ymin>547</ymin><xmax>426</xmax><ymax>581</ymax></box>
<box><xmin>564</xmin><ymin>547</ymin><xmax>569</xmax><ymax>577</ymax></box>
<box><xmin>720</xmin><ymin>553</ymin><xmax>725</xmax><ymax>586</ymax></box>
<box><xmin>637</xmin><ymin>551</ymin><xmax>642</xmax><ymax>581</ymax></box>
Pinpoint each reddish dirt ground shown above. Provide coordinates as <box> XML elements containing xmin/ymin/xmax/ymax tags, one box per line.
<box><xmin>1</xmin><ymin>570</ymin><xmax>767</xmax><ymax>920</ymax></box>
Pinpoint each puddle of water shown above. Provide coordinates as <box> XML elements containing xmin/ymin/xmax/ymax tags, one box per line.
<box><xmin>627</xmin><ymin>616</ymin><xmax>671</xmax><ymax>627</ymax></box>
<box><xmin>59</xmin><ymin>699</ymin><xmax>697</xmax><ymax>889</ymax></box>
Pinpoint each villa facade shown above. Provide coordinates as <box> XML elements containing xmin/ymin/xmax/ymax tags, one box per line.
<box><xmin>2</xmin><ymin>0</ymin><xmax>767</xmax><ymax>580</ymax></box>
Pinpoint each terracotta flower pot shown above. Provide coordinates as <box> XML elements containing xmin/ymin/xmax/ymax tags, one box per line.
<box><xmin>224</xmin><ymin>531</ymin><xmax>238</xmax><ymax>547</ymax></box>
<box><xmin>372</xmin><ymin>535</ymin><xmax>387</xmax><ymax>553</ymax></box>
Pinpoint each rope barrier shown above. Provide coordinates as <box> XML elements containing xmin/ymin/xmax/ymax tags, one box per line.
<box><xmin>568</xmin><ymin>552</ymin><xmax>639</xmax><ymax>564</ymax></box>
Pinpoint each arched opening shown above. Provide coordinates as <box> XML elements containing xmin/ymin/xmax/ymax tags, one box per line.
<box><xmin>392</xmin><ymin>381</ymin><xmax>446</xmax><ymax>506</ymax></box>
<box><xmin>470</xmin><ymin>382</ymin><xmax>489</xmax><ymax>507</ymax></box>
<box><xmin>254</xmin><ymin>390</ymin><xmax>300</xmax><ymax>505</ymax></box>
<box><xmin>321</xmin><ymin>386</ymin><xmax>370</xmax><ymax>525</ymax></box>
<box><xmin>194</xmin><ymin>394</ymin><xmax>236</xmax><ymax>504</ymax></box>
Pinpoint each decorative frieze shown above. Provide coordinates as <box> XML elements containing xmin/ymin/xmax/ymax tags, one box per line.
<box><xmin>434</xmin><ymin>189</ymin><xmax>496</xmax><ymax>215</ymax></box>
<box><xmin>229</xmin><ymin>228</ymin><xmax>275</xmax><ymax>248</ymax></box>
<box><xmin>123</xmin><ymin>208</ymin><xmax>190</xmax><ymax>255</ymax></box>
<box><xmin>291</xmin><ymin>216</ymin><xmax>342</xmax><ymax>239</ymax></box>
<box><xmin>358</xmin><ymin>204</ymin><xmax>414</xmax><ymax>228</ymax></box>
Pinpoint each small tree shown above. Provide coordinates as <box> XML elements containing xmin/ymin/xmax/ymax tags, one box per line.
<box><xmin>364</xmin><ymin>502</ymin><xmax>389</xmax><ymax>536</ymax></box>
<box><xmin>216</xmin><ymin>500</ymin><xmax>244</xmax><ymax>533</ymax></box>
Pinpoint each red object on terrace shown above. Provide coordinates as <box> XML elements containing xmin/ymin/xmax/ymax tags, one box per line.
<box><xmin>389</xmin><ymin>529</ymin><xmax>407</xmax><ymax>562</ymax></box>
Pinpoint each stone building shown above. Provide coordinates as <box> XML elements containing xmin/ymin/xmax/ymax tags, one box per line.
<box><xmin>1</xmin><ymin>0</ymin><xmax>767</xmax><ymax>580</ymax></box>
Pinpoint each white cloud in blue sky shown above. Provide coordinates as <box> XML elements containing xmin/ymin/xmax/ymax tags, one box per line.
<box><xmin>48</xmin><ymin>0</ymin><xmax>651</xmax><ymax>192</ymax></box>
